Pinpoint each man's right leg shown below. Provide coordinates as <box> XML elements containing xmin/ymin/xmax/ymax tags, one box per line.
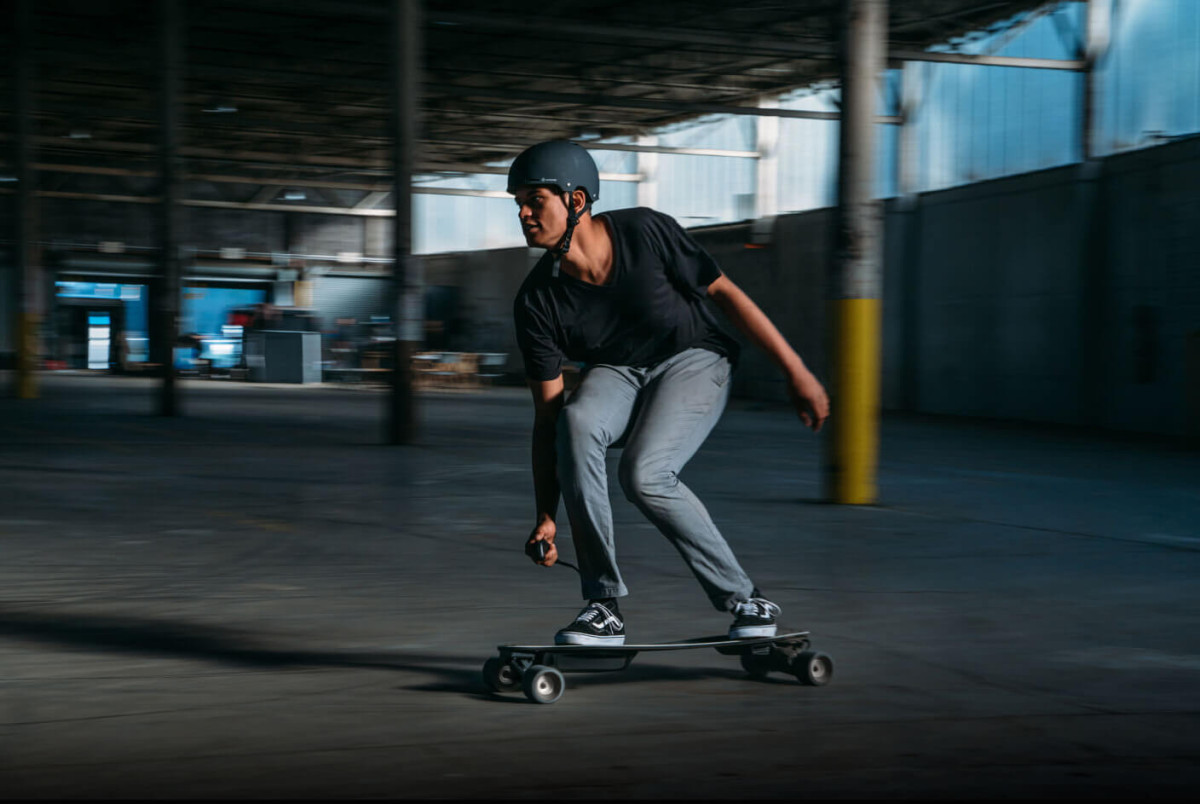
<box><xmin>556</xmin><ymin>365</ymin><xmax>640</xmax><ymax>602</ymax></box>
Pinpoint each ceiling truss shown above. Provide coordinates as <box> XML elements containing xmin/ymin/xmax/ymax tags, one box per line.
<box><xmin>1</xmin><ymin>0</ymin><xmax>1072</xmax><ymax>217</ymax></box>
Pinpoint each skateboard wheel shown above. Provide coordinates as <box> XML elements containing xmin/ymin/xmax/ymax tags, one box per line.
<box><xmin>740</xmin><ymin>650</ymin><xmax>772</xmax><ymax>678</ymax></box>
<box><xmin>482</xmin><ymin>657</ymin><xmax>521</xmax><ymax>693</ymax></box>
<box><xmin>791</xmin><ymin>650</ymin><xmax>833</xmax><ymax>686</ymax></box>
<box><xmin>522</xmin><ymin>665</ymin><xmax>565</xmax><ymax>704</ymax></box>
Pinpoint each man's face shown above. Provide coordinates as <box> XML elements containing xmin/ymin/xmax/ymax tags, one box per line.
<box><xmin>514</xmin><ymin>186</ymin><xmax>567</xmax><ymax>249</ymax></box>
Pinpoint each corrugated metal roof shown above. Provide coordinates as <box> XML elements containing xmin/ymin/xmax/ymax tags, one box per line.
<box><xmin>1</xmin><ymin>0</ymin><xmax>1057</xmax><ymax>192</ymax></box>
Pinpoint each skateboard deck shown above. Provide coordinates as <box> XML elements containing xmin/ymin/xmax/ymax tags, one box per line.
<box><xmin>484</xmin><ymin>630</ymin><xmax>832</xmax><ymax>704</ymax></box>
<box><xmin>501</xmin><ymin>630</ymin><xmax>810</xmax><ymax>654</ymax></box>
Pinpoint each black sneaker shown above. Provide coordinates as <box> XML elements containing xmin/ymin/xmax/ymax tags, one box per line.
<box><xmin>555</xmin><ymin>601</ymin><xmax>626</xmax><ymax>646</ymax></box>
<box><xmin>729</xmin><ymin>597</ymin><xmax>781</xmax><ymax>639</ymax></box>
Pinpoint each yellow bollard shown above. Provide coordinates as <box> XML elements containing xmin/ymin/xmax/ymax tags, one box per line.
<box><xmin>827</xmin><ymin>298</ymin><xmax>881</xmax><ymax>505</ymax></box>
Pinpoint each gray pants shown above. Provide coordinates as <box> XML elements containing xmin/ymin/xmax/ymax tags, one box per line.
<box><xmin>557</xmin><ymin>347</ymin><xmax>756</xmax><ymax>612</ymax></box>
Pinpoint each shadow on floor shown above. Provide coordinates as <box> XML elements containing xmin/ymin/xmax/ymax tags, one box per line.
<box><xmin>0</xmin><ymin>606</ymin><xmax>777</xmax><ymax>703</ymax></box>
<box><xmin>0</xmin><ymin>604</ymin><xmax>468</xmax><ymax>675</ymax></box>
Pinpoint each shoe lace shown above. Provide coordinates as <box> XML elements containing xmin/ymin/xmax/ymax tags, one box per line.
<box><xmin>734</xmin><ymin>598</ymin><xmax>780</xmax><ymax>618</ymax></box>
<box><xmin>576</xmin><ymin>603</ymin><xmax>612</xmax><ymax>624</ymax></box>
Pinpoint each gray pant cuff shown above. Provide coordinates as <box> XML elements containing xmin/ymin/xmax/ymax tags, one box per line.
<box><xmin>582</xmin><ymin>585</ymin><xmax>627</xmax><ymax>600</ymax></box>
<box><xmin>716</xmin><ymin>588</ymin><xmax>756</xmax><ymax>611</ymax></box>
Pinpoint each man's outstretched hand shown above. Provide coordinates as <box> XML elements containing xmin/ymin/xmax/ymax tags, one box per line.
<box><xmin>788</xmin><ymin>370</ymin><xmax>830</xmax><ymax>432</ymax></box>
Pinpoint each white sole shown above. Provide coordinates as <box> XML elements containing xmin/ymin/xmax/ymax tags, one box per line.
<box><xmin>554</xmin><ymin>633</ymin><xmax>626</xmax><ymax>646</ymax></box>
<box><xmin>729</xmin><ymin>625</ymin><xmax>777</xmax><ymax>639</ymax></box>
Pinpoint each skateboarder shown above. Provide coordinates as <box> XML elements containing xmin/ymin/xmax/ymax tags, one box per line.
<box><xmin>510</xmin><ymin>140</ymin><xmax>829</xmax><ymax>646</ymax></box>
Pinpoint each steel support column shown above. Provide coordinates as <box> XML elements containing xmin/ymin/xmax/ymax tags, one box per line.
<box><xmin>154</xmin><ymin>0</ymin><xmax>183</xmax><ymax>416</ymax></box>
<box><xmin>755</xmin><ymin>97</ymin><xmax>779</xmax><ymax>220</ymax></box>
<box><xmin>1081</xmin><ymin>0</ymin><xmax>1111</xmax><ymax>161</ymax></box>
<box><xmin>636</xmin><ymin>135</ymin><xmax>658</xmax><ymax>209</ymax></box>
<box><xmin>387</xmin><ymin>0</ymin><xmax>422</xmax><ymax>445</ymax></box>
<box><xmin>825</xmin><ymin>0</ymin><xmax>887</xmax><ymax>505</ymax></box>
<box><xmin>895</xmin><ymin>60</ymin><xmax>924</xmax><ymax>413</ymax></box>
<box><xmin>1078</xmin><ymin>0</ymin><xmax>1112</xmax><ymax>427</ymax></box>
<box><xmin>13</xmin><ymin>0</ymin><xmax>38</xmax><ymax>399</ymax></box>
<box><xmin>896</xmin><ymin>61</ymin><xmax>923</xmax><ymax>203</ymax></box>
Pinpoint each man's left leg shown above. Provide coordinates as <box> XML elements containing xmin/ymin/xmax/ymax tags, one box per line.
<box><xmin>616</xmin><ymin>348</ymin><xmax>779</xmax><ymax>635</ymax></box>
<box><xmin>554</xmin><ymin>364</ymin><xmax>640</xmax><ymax>645</ymax></box>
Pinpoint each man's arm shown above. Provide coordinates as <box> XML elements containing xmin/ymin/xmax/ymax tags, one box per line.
<box><xmin>527</xmin><ymin>374</ymin><xmax>565</xmax><ymax>565</ymax></box>
<box><xmin>706</xmin><ymin>274</ymin><xmax>829</xmax><ymax>432</ymax></box>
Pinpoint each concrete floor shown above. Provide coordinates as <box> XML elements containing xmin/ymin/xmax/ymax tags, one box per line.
<box><xmin>1</xmin><ymin>373</ymin><xmax>1198</xmax><ymax>799</ymax></box>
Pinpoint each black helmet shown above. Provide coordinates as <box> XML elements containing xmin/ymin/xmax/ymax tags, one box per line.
<box><xmin>506</xmin><ymin>140</ymin><xmax>600</xmax><ymax>202</ymax></box>
<box><xmin>508</xmin><ymin>140</ymin><xmax>600</xmax><ymax>260</ymax></box>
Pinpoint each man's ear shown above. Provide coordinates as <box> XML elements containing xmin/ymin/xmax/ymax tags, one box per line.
<box><xmin>572</xmin><ymin>189</ymin><xmax>589</xmax><ymax>216</ymax></box>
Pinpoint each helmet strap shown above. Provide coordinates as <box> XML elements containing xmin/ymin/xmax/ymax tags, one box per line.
<box><xmin>552</xmin><ymin>190</ymin><xmax>581</xmax><ymax>263</ymax></box>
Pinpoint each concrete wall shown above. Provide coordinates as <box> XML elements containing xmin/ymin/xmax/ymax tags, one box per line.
<box><xmin>878</xmin><ymin>136</ymin><xmax>1200</xmax><ymax>436</ymax></box>
<box><xmin>686</xmin><ymin>168</ymin><xmax>1110</xmax><ymax>427</ymax></box>
<box><xmin>692</xmin><ymin>213</ymin><xmax>831</xmax><ymax>403</ymax></box>
<box><xmin>1100</xmin><ymin>138</ymin><xmax>1200</xmax><ymax>435</ymax></box>
<box><xmin>899</xmin><ymin>168</ymin><xmax>1091</xmax><ymax>425</ymax></box>
<box><xmin>680</xmin><ymin>138</ymin><xmax>1200</xmax><ymax>437</ymax></box>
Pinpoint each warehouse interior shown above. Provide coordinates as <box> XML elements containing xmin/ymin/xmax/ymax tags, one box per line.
<box><xmin>1</xmin><ymin>2</ymin><xmax>1198</xmax><ymax>797</ymax></box>
<box><xmin>7</xmin><ymin>0</ymin><xmax>1194</xmax><ymax>445</ymax></box>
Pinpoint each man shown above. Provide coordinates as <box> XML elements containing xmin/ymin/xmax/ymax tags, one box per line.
<box><xmin>511</xmin><ymin>140</ymin><xmax>828</xmax><ymax>646</ymax></box>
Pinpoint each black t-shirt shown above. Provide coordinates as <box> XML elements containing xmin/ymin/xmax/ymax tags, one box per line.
<box><xmin>513</xmin><ymin>207</ymin><xmax>740</xmax><ymax>381</ymax></box>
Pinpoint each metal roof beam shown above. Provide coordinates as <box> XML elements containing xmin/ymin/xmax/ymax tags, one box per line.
<box><xmin>573</xmin><ymin>143</ymin><xmax>761</xmax><ymax>158</ymax></box>
<box><xmin>16</xmin><ymin>140</ymin><xmax>757</xmax><ymax>177</ymax></box>
<box><xmin>889</xmin><ymin>50</ymin><xmax>1083</xmax><ymax>70</ymax></box>
<box><xmin>4</xmin><ymin>180</ymin><xmax>643</xmax><ymax>214</ymax></box>
<box><xmin>437</xmin><ymin>85</ymin><xmax>900</xmax><ymax>124</ymax></box>
<box><xmin>430</xmin><ymin>11</ymin><xmax>837</xmax><ymax>60</ymax></box>
<box><xmin>0</xmin><ymin>187</ymin><xmax>472</xmax><ymax>214</ymax></box>
<box><xmin>428</xmin><ymin>11</ymin><xmax>1083</xmax><ymax>71</ymax></box>
<box><xmin>354</xmin><ymin>190</ymin><xmax>391</xmax><ymax>210</ymax></box>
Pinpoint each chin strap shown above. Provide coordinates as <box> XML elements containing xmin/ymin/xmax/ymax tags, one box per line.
<box><xmin>550</xmin><ymin>190</ymin><xmax>581</xmax><ymax>276</ymax></box>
